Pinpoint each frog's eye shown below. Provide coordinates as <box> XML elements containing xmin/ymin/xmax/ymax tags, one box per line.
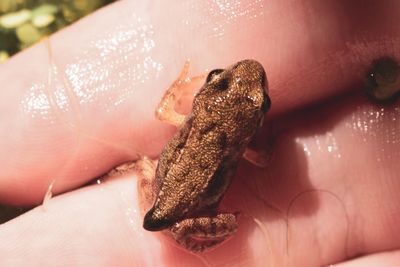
<box><xmin>261</xmin><ymin>92</ymin><xmax>271</xmax><ymax>112</ymax></box>
<box><xmin>214</xmin><ymin>77</ymin><xmax>229</xmax><ymax>91</ymax></box>
<box><xmin>206</xmin><ymin>69</ymin><xmax>224</xmax><ymax>83</ymax></box>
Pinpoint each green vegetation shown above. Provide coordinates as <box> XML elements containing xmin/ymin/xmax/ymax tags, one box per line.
<box><xmin>0</xmin><ymin>0</ymin><xmax>115</xmax><ymax>63</ymax></box>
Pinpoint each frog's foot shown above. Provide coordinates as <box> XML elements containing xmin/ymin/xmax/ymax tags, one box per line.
<box><xmin>169</xmin><ymin>213</ymin><xmax>238</xmax><ymax>253</ymax></box>
<box><xmin>243</xmin><ymin>147</ymin><xmax>270</xmax><ymax>168</ymax></box>
<box><xmin>155</xmin><ymin>61</ymin><xmax>206</xmax><ymax>127</ymax></box>
<box><xmin>135</xmin><ymin>157</ymin><xmax>158</xmax><ymax>215</ymax></box>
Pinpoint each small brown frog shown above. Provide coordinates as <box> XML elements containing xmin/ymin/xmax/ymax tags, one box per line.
<box><xmin>138</xmin><ymin>59</ymin><xmax>271</xmax><ymax>252</ymax></box>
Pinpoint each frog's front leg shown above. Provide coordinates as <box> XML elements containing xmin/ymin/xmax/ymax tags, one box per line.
<box><xmin>155</xmin><ymin>61</ymin><xmax>205</xmax><ymax>127</ymax></box>
<box><xmin>169</xmin><ymin>213</ymin><xmax>239</xmax><ymax>252</ymax></box>
<box><xmin>136</xmin><ymin>157</ymin><xmax>158</xmax><ymax>214</ymax></box>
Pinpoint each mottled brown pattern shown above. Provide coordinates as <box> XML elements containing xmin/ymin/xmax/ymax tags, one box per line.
<box><xmin>170</xmin><ymin>213</ymin><xmax>238</xmax><ymax>252</ymax></box>
<box><xmin>142</xmin><ymin>60</ymin><xmax>271</xmax><ymax>252</ymax></box>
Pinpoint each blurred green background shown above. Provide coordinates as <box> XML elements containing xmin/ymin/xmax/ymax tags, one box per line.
<box><xmin>0</xmin><ymin>0</ymin><xmax>115</xmax><ymax>63</ymax></box>
<box><xmin>0</xmin><ymin>0</ymin><xmax>115</xmax><ymax>223</ymax></box>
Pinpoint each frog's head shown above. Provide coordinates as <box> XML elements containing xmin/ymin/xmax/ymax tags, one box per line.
<box><xmin>193</xmin><ymin>59</ymin><xmax>271</xmax><ymax>126</ymax></box>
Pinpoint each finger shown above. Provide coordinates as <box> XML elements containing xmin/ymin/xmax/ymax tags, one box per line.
<box><xmin>0</xmin><ymin>174</ymin><xmax>262</xmax><ymax>267</ymax></box>
<box><xmin>0</xmin><ymin>1</ymin><xmax>177</xmax><ymax>205</ymax></box>
<box><xmin>1</xmin><ymin>0</ymin><xmax>400</xmax><ymax>206</ymax></box>
<box><xmin>330</xmin><ymin>250</ymin><xmax>400</xmax><ymax>267</ymax></box>
<box><xmin>231</xmin><ymin>92</ymin><xmax>400</xmax><ymax>266</ymax></box>
<box><xmin>0</xmin><ymin>176</ymin><xmax>152</xmax><ymax>267</ymax></box>
<box><xmin>3</xmin><ymin>1</ymin><xmax>400</xmax><ymax>266</ymax></box>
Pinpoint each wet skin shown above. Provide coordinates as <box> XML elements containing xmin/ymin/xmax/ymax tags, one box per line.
<box><xmin>141</xmin><ymin>60</ymin><xmax>271</xmax><ymax>252</ymax></box>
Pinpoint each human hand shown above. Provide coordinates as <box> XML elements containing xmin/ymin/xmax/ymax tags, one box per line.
<box><xmin>1</xmin><ymin>1</ymin><xmax>399</xmax><ymax>266</ymax></box>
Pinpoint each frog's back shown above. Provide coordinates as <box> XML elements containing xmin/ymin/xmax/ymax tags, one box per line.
<box><xmin>143</xmin><ymin>116</ymin><xmax>226</xmax><ymax>230</ymax></box>
<box><xmin>154</xmin><ymin>116</ymin><xmax>194</xmax><ymax>190</ymax></box>
<box><xmin>143</xmin><ymin>114</ymin><xmax>256</xmax><ymax>231</ymax></box>
<box><xmin>155</xmin><ymin>115</ymin><xmax>235</xmax><ymax>208</ymax></box>
<box><xmin>143</xmin><ymin>59</ymin><xmax>269</xmax><ymax>231</ymax></box>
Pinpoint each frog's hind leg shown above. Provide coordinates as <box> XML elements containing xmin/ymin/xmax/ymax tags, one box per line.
<box><xmin>169</xmin><ymin>213</ymin><xmax>238</xmax><ymax>253</ymax></box>
<box><xmin>135</xmin><ymin>157</ymin><xmax>158</xmax><ymax>215</ymax></box>
<box><xmin>155</xmin><ymin>61</ymin><xmax>205</xmax><ymax>127</ymax></box>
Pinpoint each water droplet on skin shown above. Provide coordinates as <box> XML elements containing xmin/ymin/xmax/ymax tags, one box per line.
<box><xmin>365</xmin><ymin>57</ymin><xmax>400</xmax><ymax>101</ymax></box>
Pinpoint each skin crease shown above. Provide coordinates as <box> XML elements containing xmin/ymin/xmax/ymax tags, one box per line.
<box><xmin>0</xmin><ymin>0</ymin><xmax>399</xmax><ymax>266</ymax></box>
